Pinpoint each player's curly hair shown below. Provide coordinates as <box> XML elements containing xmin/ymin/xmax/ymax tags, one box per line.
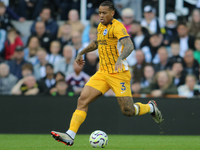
<box><xmin>100</xmin><ymin>1</ymin><xmax>115</xmax><ymax>11</ymax></box>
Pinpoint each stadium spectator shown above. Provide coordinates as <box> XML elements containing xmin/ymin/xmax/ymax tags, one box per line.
<box><xmin>113</xmin><ymin>0</ymin><xmax>142</xmax><ymax>21</ymax></box>
<box><xmin>66</xmin><ymin>9</ymin><xmax>85</xmax><ymax>34</ymax></box>
<box><xmin>175</xmin><ymin>22</ymin><xmax>195</xmax><ymax>57</ymax></box>
<box><xmin>0</xmin><ymin>22</ymin><xmax>6</xmax><ymax>59</ymax></box>
<box><xmin>30</xmin><ymin>7</ymin><xmax>58</xmax><ymax>37</ymax></box>
<box><xmin>28</xmin><ymin>21</ymin><xmax>54</xmax><ymax>53</ymax></box>
<box><xmin>121</xmin><ymin>8</ymin><xmax>134</xmax><ymax>34</ymax></box>
<box><xmin>126</xmin><ymin>21</ymin><xmax>149</xmax><ymax>67</ymax></box>
<box><xmin>7</xmin><ymin>46</ymin><xmax>27</xmax><ymax>80</ymax></box>
<box><xmin>178</xmin><ymin>74</ymin><xmax>200</xmax><ymax>98</ymax></box>
<box><xmin>54</xmin><ymin>71</ymin><xmax>65</xmax><ymax>82</ymax></box>
<box><xmin>141</xmin><ymin>33</ymin><xmax>163</xmax><ymax>63</ymax></box>
<box><xmin>163</xmin><ymin>12</ymin><xmax>178</xmax><ymax>46</ymax></box>
<box><xmin>82</xmin><ymin>12</ymin><xmax>100</xmax><ymax>44</ymax></box>
<box><xmin>194</xmin><ymin>38</ymin><xmax>200</xmax><ymax>64</ymax></box>
<box><xmin>17</xmin><ymin>0</ymin><xmax>44</xmax><ymax>20</ymax></box>
<box><xmin>47</xmin><ymin>41</ymin><xmax>62</xmax><ymax>66</ymax></box>
<box><xmin>168</xmin><ymin>41</ymin><xmax>184</xmax><ymax>67</ymax></box>
<box><xmin>141</xmin><ymin>70</ymin><xmax>178</xmax><ymax>97</ymax></box>
<box><xmin>54</xmin><ymin>45</ymin><xmax>74</xmax><ymax>77</ymax></box>
<box><xmin>141</xmin><ymin>5</ymin><xmax>164</xmax><ymax>34</ymax></box>
<box><xmin>82</xmin><ymin>28</ymin><xmax>98</xmax><ymax>49</ymax></box>
<box><xmin>24</xmin><ymin>36</ymin><xmax>40</xmax><ymax>65</ymax></box>
<box><xmin>4</xmin><ymin>28</ymin><xmax>23</xmax><ymax>60</ymax></box>
<box><xmin>51</xmin><ymin>79</ymin><xmax>74</xmax><ymax>96</ymax></box>
<box><xmin>187</xmin><ymin>9</ymin><xmax>200</xmax><ymax>37</ymax></box>
<box><xmin>0</xmin><ymin>63</ymin><xmax>17</xmax><ymax>95</ymax></box>
<box><xmin>129</xmin><ymin>21</ymin><xmax>149</xmax><ymax>49</ymax></box>
<box><xmin>88</xmin><ymin>28</ymin><xmax>97</xmax><ymax>42</ymax></box>
<box><xmin>38</xmin><ymin>63</ymin><xmax>55</xmax><ymax>95</ymax></box>
<box><xmin>170</xmin><ymin>62</ymin><xmax>186</xmax><ymax>87</ymax></box>
<box><xmin>131</xmin><ymin>81</ymin><xmax>141</xmax><ymax>94</ymax></box>
<box><xmin>83</xmin><ymin>51</ymin><xmax>98</xmax><ymax>76</ymax></box>
<box><xmin>0</xmin><ymin>2</ymin><xmax>14</xmax><ymax>30</ymax></box>
<box><xmin>11</xmin><ymin>75</ymin><xmax>39</xmax><ymax>95</ymax></box>
<box><xmin>71</xmin><ymin>31</ymin><xmax>87</xmax><ymax>59</ymax></box>
<box><xmin>57</xmin><ymin>22</ymin><xmax>72</xmax><ymax>52</ymax></box>
<box><xmin>33</xmin><ymin>48</ymin><xmax>49</xmax><ymax>80</ymax></box>
<box><xmin>183</xmin><ymin>49</ymin><xmax>199</xmax><ymax>79</ymax></box>
<box><xmin>21</xmin><ymin>63</ymin><xmax>34</xmax><ymax>77</ymax></box>
<box><xmin>141</xmin><ymin>65</ymin><xmax>155</xmax><ymax>88</ymax></box>
<box><xmin>5</xmin><ymin>7</ymin><xmax>25</xmax><ymax>22</ymax></box>
<box><xmin>153</xmin><ymin>47</ymin><xmax>170</xmax><ymax>73</ymax></box>
<box><xmin>49</xmin><ymin>71</ymin><xmax>65</xmax><ymax>94</ymax></box>
<box><xmin>54</xmin><ymin>0</ymin><xmax>80</xmax><ymax>20</ymax></box>
<box><xmin>66</xmin><ymin>61</ymin><xmax>90</xmax><ymax>95</ymax></box>
<box><xmin>130</xmin><ymin>50</ymin><xmax>150</xmax><ymax>83</ymax></box>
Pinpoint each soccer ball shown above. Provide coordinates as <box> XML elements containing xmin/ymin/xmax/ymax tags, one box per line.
<box><xmin>89</xmin><ymin>130</ymin><xmax>108</xmax><ymax>148</ymax></box>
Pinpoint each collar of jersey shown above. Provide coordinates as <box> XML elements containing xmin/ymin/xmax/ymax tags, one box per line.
<box><xmin>101</xmin><ymin>18</ymin><xmax>115</xmax><ymax>27</ymax></box>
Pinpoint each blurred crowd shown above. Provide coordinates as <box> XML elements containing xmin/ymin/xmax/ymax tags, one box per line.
<box><xmin>0</xmin><ymin>0</ymin><xmax>200</xmax><ymax>98</ymax></box>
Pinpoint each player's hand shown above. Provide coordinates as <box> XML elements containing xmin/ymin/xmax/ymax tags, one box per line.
<box><xmin>76</xmin><ymin>53</ymin><xmax>85</xmax><ymax>67</ymax></box>
<box><xmin>115</xmin><ymin>58</ymin><xmax>123</xmax><ymax>72</ymax></box>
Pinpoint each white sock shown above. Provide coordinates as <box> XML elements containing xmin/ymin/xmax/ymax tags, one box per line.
<box><xmin>134</xmin><ymin>104</ymin><xmax>139</xmax><ymax>115</ymax></box>
<box><xmin>66</xmin><ymin>130</ymin><xmax>76</xmax><ymax>140</ymax></box>
<box><xmin>148</xmin><ymin>104</ymin><xmax>154</xmax><ymax>113</ymax></box>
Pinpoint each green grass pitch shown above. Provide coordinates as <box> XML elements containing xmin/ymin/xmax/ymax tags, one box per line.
<box><xmin>0</xmin><ymin>134</ymin><xmax>200</xmax><ymax>150</ymax></box>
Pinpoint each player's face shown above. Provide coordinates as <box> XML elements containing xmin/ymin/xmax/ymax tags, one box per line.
<box><xmin>99</xmin><ymin>6</ymin><xmax>114</xmax><ymax>25</ymax></box>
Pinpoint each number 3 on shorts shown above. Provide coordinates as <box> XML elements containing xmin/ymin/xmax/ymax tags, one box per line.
<box><xmin>120</xmin><ymin>82</ymin><xmax>126</xmax><ymax>91</ymax></box>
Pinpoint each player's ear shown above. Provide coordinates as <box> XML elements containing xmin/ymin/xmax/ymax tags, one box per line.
<box><xmin>111</xmin><ymin>10</ymin><xmax>115</xmax><ymax>17</ymax></box>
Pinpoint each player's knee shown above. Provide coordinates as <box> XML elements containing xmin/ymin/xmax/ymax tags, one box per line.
<box><xmin>77</xmin><ymin>94</ymin><xmax>88</xmax><ymax>108</ymax></box>
<box><xmin>121</xmin><ymin>107</ymin><xmax>135</xmax><ymax>117</ymax></box>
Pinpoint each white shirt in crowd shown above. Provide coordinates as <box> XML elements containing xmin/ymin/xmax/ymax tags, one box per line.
<box><xmin>140</xmin><ymin>18</ymin><xmax>164</xmax><ymax>34</ymax></box>
<box><xmin>40</xmin><ymin>66</ymin><xmax>46</xmax><ymax>78</ymax></box>
<box><xmin>0</xmin><ymin>0</ymin><xmax>9</xmax><ymax>6</ymax></box>
<box><xmin>133</xmin><ymin>35</ymin><xmax>145</xmax><ymax>50</ymax></box>
<box><xmin>179</xmin><ymin>36</ymin><xmax>189</xmax><ymax>57</ymax></box>
<box><xmin>178</xmin><ymin>84</ymin><xmax>200</xmax><ymax>98</ymax></box>
<box><xmin>47</xmin><ymin>54</ymin><xmax>63</xmax><ymax>66</ymax></box>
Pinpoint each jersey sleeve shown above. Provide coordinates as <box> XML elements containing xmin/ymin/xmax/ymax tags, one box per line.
<box><xmin>114</xmin><ymin>23</ymin><xmax>129</xmax><ymax>41</ymax></box>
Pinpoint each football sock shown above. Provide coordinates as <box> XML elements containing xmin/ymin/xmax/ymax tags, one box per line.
<box><xmin>134</xmin><ymin>104</ymin><xmax>139</xmax><ymax>115</ymax></box>
<box><xmin>148</xmin><ymin>103</ymin><xmax>154</xmax><ymax>113</ymax></box>
<box><xmin>68</xmin><ymin>109</ymin><xmax>87</xmax><ymax>135</ymax></box>
<box><xmin>66</xmin><ymin>130</ymin><xmax>76</xmax><ymax>139</ymax></box>
<box><xmin>135</xmin><ymin>102</ymin><xmax>150</xmax><ymax>116</ymax></box>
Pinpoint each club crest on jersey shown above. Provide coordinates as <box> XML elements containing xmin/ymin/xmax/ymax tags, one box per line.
<box><xmin>103</xmin><ymin>29</ymin><xmax>107</xmax><ymax>35</ymax></box>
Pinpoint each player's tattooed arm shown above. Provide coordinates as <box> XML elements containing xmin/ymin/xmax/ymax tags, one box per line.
<box><xmin>79</xmin><ymin>38</ymin><xmax>98</xmax><ymax>55</ymax></box>
<box><xmin>115</xmin><ymin>37</ymin><xmax>134</xmax><ymax>71</ymax></box>
<box><xmin>119</xmin><ymin>37</ymin><xmax>134</xmax><ymax>60</ymax></box>
<box><xmin>76</xmin><ymin>38</ymin><xmax>98</xmax><ymax>66</ymax></box>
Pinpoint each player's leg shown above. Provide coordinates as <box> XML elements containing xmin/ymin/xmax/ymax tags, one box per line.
<box><xmin>107</xmin><ymin>71</ymin><xmax>163</xmax><ymax>122</ymax></box>
<box><xmin>117</xmin><ymin>96</ymin><xmax>154</xmax><ymax>116</ymax></box>
<box><xmin>67</xmin><ymin>85</ymin><xmax>102</xmax><ymax>136</ymax></box>
<box><xmin>117</xmin><ymin>96</ymin><xmax>135</xmax><ymax>116</ymax></box>
<box><xmin>51</xmin><ymin>71</ymin><xmax>110</xmax><ymax>146</ymax></box>
<box><xmin>51</xmin><ymin>86</ymin><xmax>102</xmax><ymax>146</ymax></box>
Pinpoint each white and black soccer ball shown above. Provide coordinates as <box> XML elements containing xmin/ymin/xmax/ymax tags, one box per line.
<box><xmin>89</xmin><ymin>130</ymin><xmax>108</xmax><ymax>148</ymax></box>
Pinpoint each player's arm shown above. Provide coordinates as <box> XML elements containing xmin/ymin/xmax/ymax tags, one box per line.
<box><xmin>76</xmin><ymin>38</ymin><xmax>98</xmax><ymax>67</ymax></box>
<box><xmin>115</xmin><ymin>37</ymin><xmax>134</xmax><ymax>71</ymax></box>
